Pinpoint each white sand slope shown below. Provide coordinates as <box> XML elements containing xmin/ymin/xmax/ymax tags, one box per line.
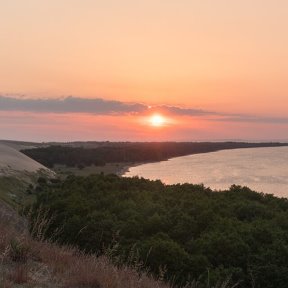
<box><xmin>0</xmin><ymin>143</ymin><xmax>53</xmax><ymax>177</ymax></box>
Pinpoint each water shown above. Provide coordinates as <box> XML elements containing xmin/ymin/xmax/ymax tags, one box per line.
<box><xmin>123</xmin><ymin>147</ymin><xmax>288</xmax><ymax>197</ymax></box>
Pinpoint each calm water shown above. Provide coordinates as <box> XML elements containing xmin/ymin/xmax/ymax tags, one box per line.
<box><xmin>124</xmin><ymin>147</ymin><xmax>288</xmax><ymax>197</ymax></box>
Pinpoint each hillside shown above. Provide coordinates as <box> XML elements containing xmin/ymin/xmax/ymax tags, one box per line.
<box><xmin>1</xmin><ymin>140</ymin><xmax>288</xmax><ymax>287</ymax></box>
<box><xmin>0</xmin><ymin>143</ymin><xmax>54</xmax><ymax>205</ymax></box>
<box><xmin>0</xmin><ymin>143</ymin><xmax>50</xmax><ymax>174</ymax></box>
<box><xmin>30</xmin><ymin>174</ymin><xmax>288</xmax><ymax>288</ymax></box>
<box><xmin>0</xmin><ymin>143</ymin><xmax>184</xmax><ymax>288</ymax></box>
<box><xmin>0</xmin><ymin>199</ymin><xmax>174</xmax><ymax>288</ymax></box>
<box><xmin>0</xmin><ymin>140</ymin><xmax>43</xmax><ymax>151</ymax></box>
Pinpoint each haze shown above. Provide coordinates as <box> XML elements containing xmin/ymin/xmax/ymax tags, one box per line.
<box><xmin>1</xmin><ymin>1</ymin><xmax>288</xmax><ymax>141</ymax></box>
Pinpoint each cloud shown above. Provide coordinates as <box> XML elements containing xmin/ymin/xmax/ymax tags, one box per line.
<box><xmin>213</xmin><ymin>115</ymin><xmax>288</xmax><ymax>124</ymax></box>
<box><xmin>149</xmin><ymin>105</ymin><xmax>218</xmax><ymax>116</ymax></box>
<box><xmin>0</xmin><ymin>95</ymin><xmax>218</xmax><ymax>117</ymax></box>
<box><xmin>0</xmin><ymin>96</ymin><xmax>146</xmax><ymax>115</ymax></box>
<box><xmin>0</xmin><ymin>95</ymin><xmax>288</xmax><ymax>125</ymax></box>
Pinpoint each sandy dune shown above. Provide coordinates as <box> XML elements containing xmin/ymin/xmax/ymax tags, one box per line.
<box><xmin>0</xmin><ymin>143</ymin><xmax>53</xmax><ymax>177</ymax></box>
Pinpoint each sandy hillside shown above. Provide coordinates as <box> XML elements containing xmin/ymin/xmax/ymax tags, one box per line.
<box><xmin>0</xmin><ymin>143</ymin><xmax>53</xmax><ymax>177</ymax></box>
<box><xmin>0</xmin><ymin>140</ymin><xmax>43</xmax><ymax>151</ymax></box>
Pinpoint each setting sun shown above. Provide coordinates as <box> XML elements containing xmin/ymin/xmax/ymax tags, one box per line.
<box><xmin>149</xmin><ymin>114</ymin><xmax>166</xmax><ymax>127</ymax></box>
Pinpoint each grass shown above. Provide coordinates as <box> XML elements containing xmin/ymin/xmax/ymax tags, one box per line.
<box><xmin>0</xmin><ymin>173</ymin><xmax>44</xmax><ymax>208</ymax></box>
<box><xmin>0</xmin><ymin>204</ymin><xmax>238</xmax><ymax>288</ymax></box>
<box><xmin>53</xmin><ymin>162</ymin><xmax>138</xmax><ymax>177</ymax></box>
<box><xmin>0</xmin><ymin>177</ymin><xmax>27</xmax><ymax>207</ymax></box>
<box><xmin>0</xmin><ymin>204</ymin><xmax>171</xmax><ymax>288</ymax></box>
<box><xmin>7</xmin><ymin>264</ymin><xmax>29</xmax><ymax>284</ymax></box>
<box><xmin>0</xmin><ymin>168</ymin><xmax>52</xmax><ymax>208</ymax></box>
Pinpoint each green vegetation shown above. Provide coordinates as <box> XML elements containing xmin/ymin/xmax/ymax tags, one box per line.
<box><xmin>0</xmin><ymin>197</ymin><xmax>173</xmax><ymax>288</ymax></box>
<box><xmin>53</xmin><ymin>163</ymin><xmax>131</xmax><ymax>177</ymax></box>
<box><xmin>0</xmin><ymin>177</ymin><xmax>29</xmax><ymax>206</ymax></box>
<box><xmin>28</xmin><ymin>174</ymin><xmax>288</xmax><ymax>288</ymax></box>
<box><xmin>0</xmin><ymin>171</ymin><xmax>49</xmax><ymax>207</ymax></box>
<box><xmin>21</xmin><ymin>142</ymin><xmax>288</xmax><ymax>169</ymax></box>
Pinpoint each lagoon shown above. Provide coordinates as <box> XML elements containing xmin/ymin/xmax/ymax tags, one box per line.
<box><xmin>124</xmin><ymin>147</ymin><xmax>288</xmax><ymax>197</ymax></box>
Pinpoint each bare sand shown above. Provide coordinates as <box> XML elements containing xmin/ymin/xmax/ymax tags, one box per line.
<box><xmin>0</xmin><ymin>143</ymin><xmax>54</xmax><ymax>177</ymax></box>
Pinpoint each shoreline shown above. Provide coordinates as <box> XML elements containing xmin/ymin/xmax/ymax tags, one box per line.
<box><xmin>52</xmin><ymin>145</ymin><xmax>288</xmax><ymax>178</ymax></box>
<box><xmin>53</xmin><ymin>162</ymin><xmax>148</xmax><ymax>178</ymax></box>
<box><xmin>117</xmin><ymin>146</ymin><xmax>284</xmax><ymax>177</ymax></box>
<box><xmin>116</xmin><ymin>162</ymin><xmax>147</xmax><ymax>177</ymax></box>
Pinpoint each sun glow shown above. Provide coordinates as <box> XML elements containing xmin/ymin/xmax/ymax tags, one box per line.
<box><xmin>149</xmin><ymin>114</ymin><xmax>166</xmax><ymax>127</ymax></box>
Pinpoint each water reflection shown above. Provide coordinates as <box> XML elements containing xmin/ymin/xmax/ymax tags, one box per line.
<box><xmin>124</xmin><ymin>147</ymin><xmax>288</xmax><ymax>197</ymax></box>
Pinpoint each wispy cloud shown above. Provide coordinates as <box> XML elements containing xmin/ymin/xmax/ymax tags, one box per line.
<box><xmin>0</xmin><ymin>96</ymin><xmax>146</xmax><ymax>115</ymax></box>
<box><xmin>0</xmin><ymin>95</ymin><xmax>219</xmax><ymax>117</ymax></box>
<box><xmin>148</xmin><ymin>105</ymin><xmax>218</xmax><ymax>116</ymax></box>
<box><xmin>213</xmin><ymin>115</ymin><xmax>288</xmax><ymax>124</ymax></box>
<box><xmin>0</xmin><ymin>95</ymin><xmax>288</xmax><ymax>124</ymax></box>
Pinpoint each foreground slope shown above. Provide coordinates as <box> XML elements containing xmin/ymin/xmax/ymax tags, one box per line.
<box><xmin>0</xmin><ymin>200</ymin><xmax>173</xmax><ymax>288</ymax></box>
<box><xmin>31</xmin><ymin>174</ymin><xmax>288</xmax><ymax>287</ymax></box>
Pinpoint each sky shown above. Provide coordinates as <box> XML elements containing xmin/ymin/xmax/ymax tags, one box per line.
<box><xmin>1</xmin><ymin>0</ymin><xmax>288</xmax><ymax>142</ymax></box>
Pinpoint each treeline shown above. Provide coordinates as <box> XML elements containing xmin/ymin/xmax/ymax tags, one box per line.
<box><xmin>21</xmin><ymin>142</ymin><xmax>288</xmax><ymax>168</ymax></box>
<box><xmin>28</xmin><ymin>174</ymin><xmax>288</xmax><ymax>287</ymax></box>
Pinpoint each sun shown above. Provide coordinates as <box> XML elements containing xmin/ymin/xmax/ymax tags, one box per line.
<box><xmin>149</xmin><ymin>114</ymin><xmax>166</xmax><ymax>127</ymax></box>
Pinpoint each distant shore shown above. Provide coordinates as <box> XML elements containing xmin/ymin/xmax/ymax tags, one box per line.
<box><xmin>18</xmin><ymin>141</ymin><xmax>288</xmax><ymax>178</ymax></box>
<box><xmin>52</xmin><ymin>144</ymin><xmax>288</xmax><ymax>178</ymax></box>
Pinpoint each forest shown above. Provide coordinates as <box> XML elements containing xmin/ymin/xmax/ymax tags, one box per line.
<box><xmin>22</xmin><ymin>141</ymin><xmax>288</xmax><ymax>168</ymax></box>
<box><xmin>28</xmin><ymin>174</ymin><xmax>288</xmax><ymax>288</ymax></box>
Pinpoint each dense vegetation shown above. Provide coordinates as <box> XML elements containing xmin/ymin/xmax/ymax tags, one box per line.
<box><xmin>29</xmin><ymin>174</ymin><xmax>288</xmax><ymax>288</ymax></box>
<box><xmin>21</xmin><ymin>142</ymin><xmax>288</xmax><ymax>168</ymax></box>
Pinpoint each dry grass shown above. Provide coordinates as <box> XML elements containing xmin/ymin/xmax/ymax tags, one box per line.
<box><xmin>7</xmin><ymin>264</ymin><xmax>29</xmax><ymax>284</ymax></box>
<box><xmin>0</xmin><ymin>204</ymin><xmax>170</xmax><ymax>288</ymax></box>
<box><xmin>62</xmin><ymin>253</ymin><xmax>169</xmax><ymax>288</ymax></box>
<box><xmin>31</xmin><ymin>241</ymin><xmax>169</xmax><ymax>288</ymax></box>
<box><xmin>0</xmin><ymin>278</ymin><xmax>13</xmax><ymax>288</ymax></box>
<box><xmin>0</xmin><ymin>205</ymin><xmax>237</xmax><ymax>288</ymax></box>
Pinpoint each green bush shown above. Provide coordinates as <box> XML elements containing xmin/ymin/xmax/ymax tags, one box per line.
<box><xmin>27</xmin><ymin>174</ymin><xmax>288</xmax><ymax>287</ymax></box>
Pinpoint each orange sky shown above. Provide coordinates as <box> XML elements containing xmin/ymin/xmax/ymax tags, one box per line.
<box><xmin>1</xmin><ymin>1</ymin><xmax>288</xmax><ymax>141</ymax></box>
